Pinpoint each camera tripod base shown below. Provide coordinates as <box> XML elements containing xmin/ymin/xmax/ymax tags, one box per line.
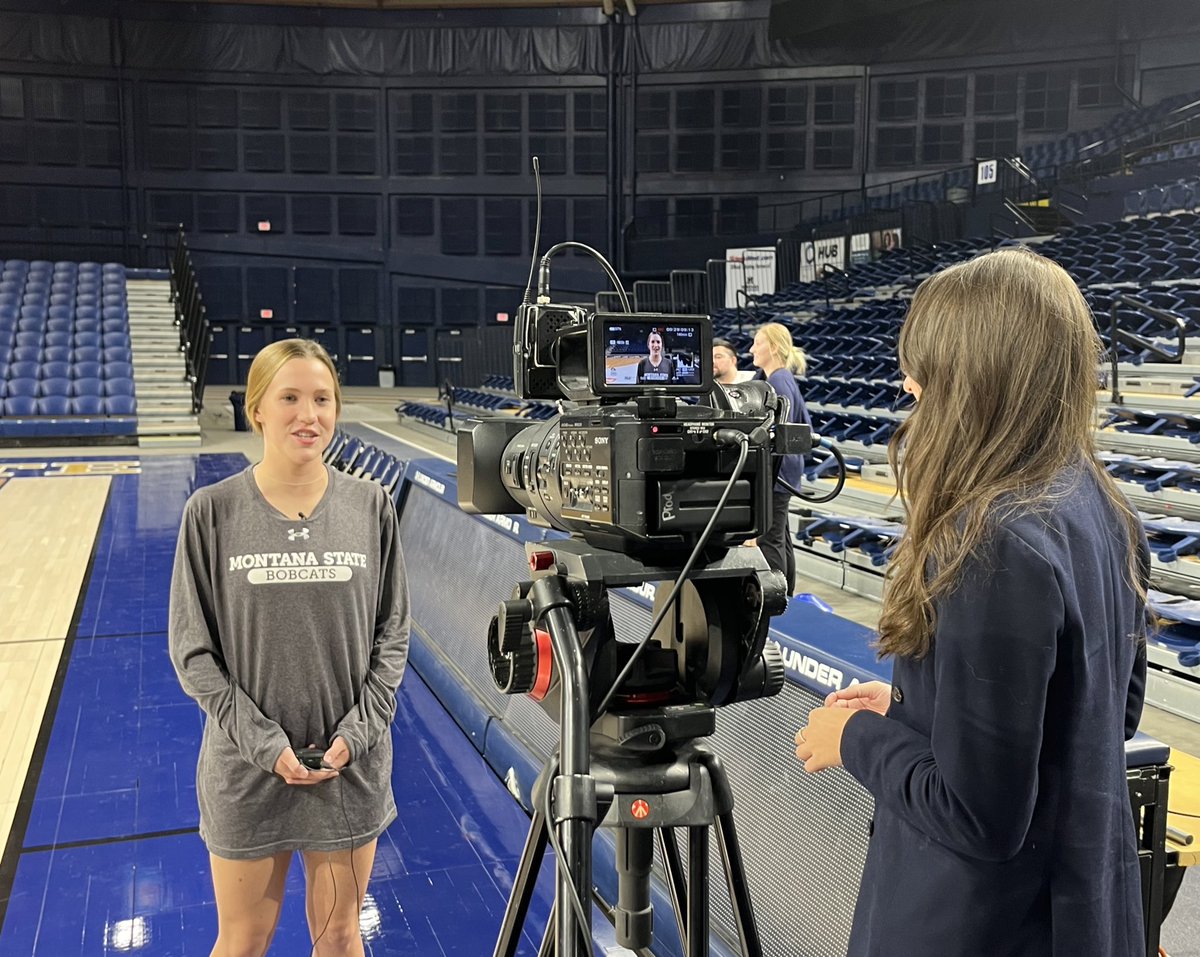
<box><xmin>493</xmin><ymin>739</ymin><xmax>763</xmax><ymax>957</ymax></box>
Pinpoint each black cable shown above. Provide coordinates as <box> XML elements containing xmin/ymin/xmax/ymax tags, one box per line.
<box><xmin>308</xmin><ymin>772</ymin><xmax>361</xmax><ymax>956</ymax></box>
<box><xmin>594</xmin><ymin>433</ymin><xmax>751</xmax><ymax>717</ymax></box>
<box><xmin>781</xmin><ymin>439</ymin><xmax>848</xmax><ymax>504</ymax></box>
<box><xmin>540</xmin><ymin>756</ymin><xmax>595</xmax><ymax>953</ymax></box>
<box><xmin>522</xmin><ymin>156</ymin><xmax>543</xmax><ymax>306</ymax></box>
<box><xmin>536</xmin><ymin>241</ymin><xmax>632</xmax><ymax>313</ymax></box>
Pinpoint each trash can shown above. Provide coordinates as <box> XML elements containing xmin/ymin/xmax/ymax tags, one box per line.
<box><xmin>229</xmin><ymin>390</ymin><xmax>249</xmax><ymax>432</ymax></box>
<box><xmin>378</xmin><ymin>364</ymin><xmax>396</xmax><ymax>388</ymax></box>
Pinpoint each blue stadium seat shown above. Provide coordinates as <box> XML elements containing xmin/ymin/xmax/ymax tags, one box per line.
<box><xmin>36</xmin><ymin>395</ymin><xmax>71</xmax><ymax>415</ymax></box>
<box><xmin>101</xmin><ymin>317</ymin><xmax>127</xmax><ymax>334</ymax></box>
<box><xmin>15</xmin><ymin>331</ymin><xmax>41</xmax><ymax>349</ymax></box>
<box><xmin>103</xmin><ymin>377</ymin><xmax>134</xmax><ymax>397</ymax></box>
<box><xmin>41</xmin><ymin>345</ymin><xmax>70</xmax><ymax>362</ymax></box>
<box><xmin>11</xmin><ymin>348</ymin><xmax>39</xmax><ymax>364</ymax></box>
<box><xmin>71</xmin><ymin>361</ymin><xmax>102</xmax><ymax>379</ymax></box>
<box><xmin>45</xmin><ymin>315</ymin><xmax>72</xmax><ymax>331</ymax></box>
<box><xmin>103</xmin><ymin>346</ymin><xmax>132</xmax><ymax>363</ymax></box>
<box><xmin>9</xmin><ymin>361</ymin><xmax>39</xmax><ymax>378</ymax></box>
<box><xmin>1165</xmin><ymin>182</ymin><xmax>1193</xmax><ymax>213</ymax></box>
<box><xmin>73</xmin><ymin>332</ymin><xmax>101</xmax><ymax>348</ymax></box>
<box><xmin>4</xmin><ymin>395</ymin><xmax>36</xmax><ymax>415</ymax></box>
<box><xmin>43</xmin><ymin>331</ymin><xmax>71</xmax><ymax>348</ymax></box>
<box><xmin>5</xmin><ymin>378</ymin><xmax>37</xmax><ymax>398</ymax></box>
<box><xmin>105</xmin><ymin>394</ymin><xmax>136</xmax><ymax>415</ymax></box>
<box><xmin>72</xmin><ymin>346</ymin><xmax>101</xmax><ymax>363</ymax></box>
<box><xmin>39</xmin><ymin>361</ymin><xmax>70</xmax><ymax>380</ymax></box>
<box><xmin>71</xmin><ymin>377</ymin><xmax>102</xmax><ymax>397</ymax></box>
<box><xmin>49</xmin><ymin>292</ymin><xmax>72</xmax><ymax>306</ymax></box>
<box><xmin>102</xmin><ymin>334</ymin><xmax>130</xmax><ymax>351</ymax></box>
<box><xmin>37</xmin><ymin>377</ymin><xmax>69</xmax><ymax>397</ymax></box>
<box><xmin>104</xmin><ymin>361</ymin><xmax>133</xmax><ymax>378</ymax></box>
<box><xmin>73</xmin><ymin>318</ymin><xmax>100</xmax><ymax>334</ymax></box>
<box><xmin>71</xmin><ymin>395</ymin><xmax>104</xmax><ymax>414</ymax></box>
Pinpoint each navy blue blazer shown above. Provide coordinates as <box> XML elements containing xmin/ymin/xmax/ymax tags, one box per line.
<box><xmin>840</xmin><ymin>466</ymin><xmax>1147</xmax><ymax>957</ymax></box>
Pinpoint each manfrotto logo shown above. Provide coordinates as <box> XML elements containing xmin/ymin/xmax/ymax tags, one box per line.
<box><xmin>287</xmin><ymin>527</ymin><xmax>310</xmax><ymax>541</ymax></box>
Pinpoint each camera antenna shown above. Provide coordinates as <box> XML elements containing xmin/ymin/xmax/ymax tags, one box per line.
<box><xmin>522</xmin><ymin>156</ymin><xmax>542</xmax><ymax>305</ymax></box>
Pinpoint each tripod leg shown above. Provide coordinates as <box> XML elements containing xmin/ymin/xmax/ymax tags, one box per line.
<box><xmin>713</xmin><ymin>810</ymin><xmax>764</xmax><ymax>957</ymax></box>
<box><xmin>614</xmin><ymin>828</ymin><xmax>654</xmax><ymax>949</ymax></box>
<box><xmin>656</xmin><ymin>827</ymin><xmax>689</xmax><ymax>951</ymax></box>
<box><xmin>538</xmin><ymin>902</ymin><xmax>555</xmax><ymax>957</ymax></box>
<box><xmin>686</xmin><ymin>825</ymin><xmax>710</xmax><ymax>957</ymax></box>
<box><xmin>494</xmin><ymin>809</ymin><xmax>551</xmax><ymax>957</ymax></box>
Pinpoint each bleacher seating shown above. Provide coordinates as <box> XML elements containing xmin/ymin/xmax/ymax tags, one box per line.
<box><xmin>322</xmin><ymin>428</ymin><xmax>406</xmax><ymax>498</ymax></box>
<box><xmin>805</xmin><ymin>92</ymin><xmax>1200</xmax><ymax>230</ymax></box>
<box><xmin>0</xmin><ymin>259</ymin><xmax>137</xmax><ymax>440</ymax></box>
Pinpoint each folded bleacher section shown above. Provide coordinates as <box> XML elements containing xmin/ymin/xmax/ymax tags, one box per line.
<box><xmin>0</xmin><ymin>259</ymin><xmax>137</xmax><ymax>442</ymax></box>
<box><xmin>323</xmin><ymin>427</ymin><xmax>406</xmax><ymax>498</ymax></box>
<box><xmin>395</xmin><ymin>374</ymin><xmax>558</xmax><ymax>431</ymax></box>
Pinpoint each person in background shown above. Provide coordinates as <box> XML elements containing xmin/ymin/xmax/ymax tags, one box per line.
<box><xmin>712</xmin><ymin>338</ymin><xmax>741</xmax><ymax>386</ymax></box>
<box><xmin>170</xmin><ymin>338</ymin><xmax>410</xmax><ymax>957</ymax></box>
<box><xmin>749</xmin><ymin>322</ymin><xmax>810</xmax><ymax>596</ymax></box>
<box><xmin>794</xmin><ymin>248</ymin><xmax>1148</xmax><ymax>957</ymax></box>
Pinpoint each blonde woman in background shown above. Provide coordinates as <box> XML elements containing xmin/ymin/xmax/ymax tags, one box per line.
<box><xmin>749</xmin><ymin>322</ymin><xmax>810</xmax><ymax>595</ymax></box>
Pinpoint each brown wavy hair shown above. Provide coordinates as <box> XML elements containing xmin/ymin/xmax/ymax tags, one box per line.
<box><xmin>877</xmin><ymin>247</ymin><xmax>1144</xmax><ymax>659</ymax></box>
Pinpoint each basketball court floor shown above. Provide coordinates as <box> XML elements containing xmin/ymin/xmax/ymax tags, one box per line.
<box><xmin>0</xmin><ymin>399</ymin><xmax>1196</xmax><ymax>956</ymax></box>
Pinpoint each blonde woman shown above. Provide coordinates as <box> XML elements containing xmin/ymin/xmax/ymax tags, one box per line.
<box><xmin>749</xmin><ymin>322</ymin><xmax>810</xmax><ymax>595</ymax></box>
<box><xmin>169</xmin><ymin>339</ymin><xmax>410</xmax><ymax>956</ymax></box>
<box><xmin>795</xmin><ymin>249</ymin><xmax>1147</xmax><ymax>957</ymax></box>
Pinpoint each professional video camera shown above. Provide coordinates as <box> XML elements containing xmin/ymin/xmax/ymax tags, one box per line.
<box><xmin>458</xmin><ymin>303</ymin><xmax>812</xmax><ymax>557</ymax></box>
<box><xmin>455</xmin><ymin>160</ymin><xmax>839</xmax><ymax>957</ymax></box>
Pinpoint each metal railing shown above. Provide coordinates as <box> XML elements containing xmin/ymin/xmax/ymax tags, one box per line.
<box><xmin>1107</xmin><ymin>294</ymin><xmax>1188</xmax><ymax>405</ymax></box>
<box><xmin>168</xmin><ymin>226</ymin><xmax>211</xmax><ymax>414</ymax></box>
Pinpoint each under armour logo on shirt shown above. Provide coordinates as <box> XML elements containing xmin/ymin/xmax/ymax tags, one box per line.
<box><xmin>287</xmin><ymin>527</ymin><xmax>310</xmax><ymax>541</ymax></box>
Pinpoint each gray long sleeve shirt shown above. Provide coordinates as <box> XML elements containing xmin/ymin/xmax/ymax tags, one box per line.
<box><xmin>169</xmin><ymin>464</ymin><xmax>410</xmax><ymax>859</ymax></box>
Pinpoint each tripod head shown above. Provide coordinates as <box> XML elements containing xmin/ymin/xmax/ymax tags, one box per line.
<box><xmin>487</xmin><ymin>537</ymin><xmax>787</xmax><ymax>957</ymax></box>
<box><xmin>487</xmin><ymin>537</ymin><xmax>787</xmax><ymax>730</ymax></box>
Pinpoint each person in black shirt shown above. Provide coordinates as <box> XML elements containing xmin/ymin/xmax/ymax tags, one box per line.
<box><xmin>636</xmin><ymin>329</ymin><xmax>675</xmax><ymax>384</ymax></box>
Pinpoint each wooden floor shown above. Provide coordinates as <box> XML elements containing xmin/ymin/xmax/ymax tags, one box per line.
<box><xmin>0</xmin><ymin>476</ymin><xmax>109</xmax><ymax>855</ymax></box>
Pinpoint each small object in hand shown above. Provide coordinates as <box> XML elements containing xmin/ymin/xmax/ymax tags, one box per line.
<box><xmin>294</xmin><ymin>747</ymin><xmax>332</xmax><ymax>771</ymax></box>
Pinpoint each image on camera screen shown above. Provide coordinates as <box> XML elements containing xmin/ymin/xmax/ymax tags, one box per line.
<box><xmin>603</xmin><ymin>319</ymin><xmax>703</xmax><ymax>387</ymax></box>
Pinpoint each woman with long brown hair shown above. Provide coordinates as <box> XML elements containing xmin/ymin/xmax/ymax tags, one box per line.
<box><xmin>794</xmin><ymin>248</ymin><xmax>1148</xmax><ymax>956</ymax></box>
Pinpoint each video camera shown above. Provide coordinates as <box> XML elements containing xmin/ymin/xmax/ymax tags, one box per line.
<box><xmin>458</xmin><ymin>300</ymin><xmax>812</xmax><ymax>557</ymax></box>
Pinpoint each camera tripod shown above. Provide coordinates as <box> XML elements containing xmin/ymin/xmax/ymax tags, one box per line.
<box><xmin>494</xmin><ymin>708</ymin><xmax>764</xmax><ymax>957</ymax></box>
<box><xmin>488</xmin><ymin>540</ymin><xmax>784</xmax><ymax>957</ymax></box>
